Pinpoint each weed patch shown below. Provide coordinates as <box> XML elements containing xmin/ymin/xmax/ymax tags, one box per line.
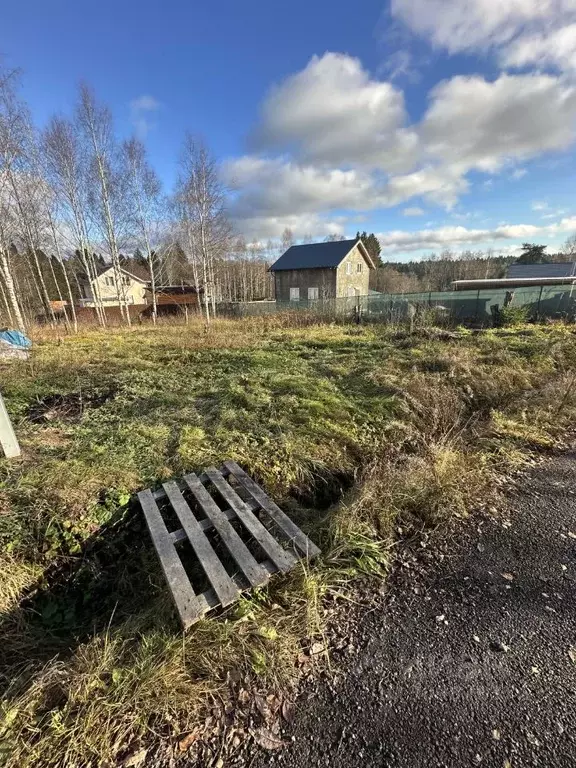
<box><xmin>1</xmin><ymin>319</ymin><xmax>576</xmax><ymax>766</ymax></box>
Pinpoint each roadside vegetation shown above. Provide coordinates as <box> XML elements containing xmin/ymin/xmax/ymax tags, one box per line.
<box><xmin>1</xmin><ymin>317</ymin><xmax>576</xmax><ymax>767</ymax></box>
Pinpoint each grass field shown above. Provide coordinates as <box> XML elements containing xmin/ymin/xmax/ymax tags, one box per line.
<box><xmin>1</xmin><ymin>317</ymin><xmax>576</xmax><ymax>766</ymax></box>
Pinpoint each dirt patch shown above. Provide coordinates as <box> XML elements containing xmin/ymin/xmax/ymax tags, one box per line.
<box><xmin>27</xmin><ymin>389</ymin><xmax>116</xmax><ymax>424</ymax></box>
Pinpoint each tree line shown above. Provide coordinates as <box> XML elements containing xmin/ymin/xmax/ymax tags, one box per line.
<box><xmin>373</xmin><ymin>240</ymin><xmax>576</xmax><ymax>294</ymax></box>
<box><xmin>0</xmin><ymin>66</ymin><xmax>278</xmax><ymax>331</ymax></box>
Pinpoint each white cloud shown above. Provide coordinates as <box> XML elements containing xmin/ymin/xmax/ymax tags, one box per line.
<box><xmin>231</xmin><ymin>213</ymin><xmax>346</xmax><ymax>240</ymax></box>
<box><xmin>391</xmin><ymin>0</ymin><xmax>576</xmax><ymax>77</ymax></box>
<box><xmin>421</xmin><ymin>74</ymin><xmax>576</xmax><ymax>174</ymax></box>
<box><xmin>227</xmin><ymin>52</ymin><xmax>576</xmax><ymax>239</ymax></box>
<box><xmin>390</xmin><ymin>0</ymin><xmax>576</xmax><ymax>70</ymax></box>
<box><xmin>129</xmin><ymin>94</ymin><xmax>160</xmax><ymax>137</ymax></box>
<box><xmin>386</xmin><ymin>165</ymin><xmax>469</xmax><ymax>207</ymax></box>
<box><xmin>503</xmin><ymin>23</ymin><xmax>576</xmax><ymax>72</ymax></box>
<box><xmin>378</xmin><ymin>216</ymin><xmax>576</xmax><ymax>252</ymax></box>
<box><xmin>224</xmin><ymin>156</ymin><xmax>384</xmax><ymax>218</ymax></box>
<box><xmin>402</xmin><ymin>206</ymin><xmax>425</xmax><ymax>216</ymax></box>
<box><xmin>251</xmin><ymin>52</ymin><xmax>419</xmax><ymax>173</ymax></box>
<box><xmin>532</xmin><ymin>201</ymin><xmax>549</xmax><ymax>211</ymax></box>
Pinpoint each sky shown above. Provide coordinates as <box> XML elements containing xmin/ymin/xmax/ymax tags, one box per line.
<box><xmin>2</xmin><ymin>0</ymin><xmax>576</xmax><ymax>261</ymax></box>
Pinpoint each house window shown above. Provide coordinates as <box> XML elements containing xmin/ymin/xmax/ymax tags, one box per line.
<box><xmin>356</xmin><ymin>263</ymin><xmax>363</xmax><ymax>273</ymax></box>
<box><xmin>105</xmin><ymin>276</ymin><xmax>114</xmax><ymax>286</ymax></box>
<box><xmin>289</xmin><ymin>287</ymin><xmax>300</xmax><ymax>301</ymax></box>
<box><xmin>346</xmin><ymin>262</ymin><xmax>352</xmax><ymax>275</ymax></box>
<box><xmin>308</xmin><ymin>287</ymin><xmax>319</xmax><ymax>300</ymax></box>
<box><xmin>123</xmin><ymin>276</ymin><xmax>130</xmax><ymax>286</ymax></box>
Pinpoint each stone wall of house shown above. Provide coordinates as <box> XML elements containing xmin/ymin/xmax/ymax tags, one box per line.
<box><xmin>335</xmin><ymin>244</ymin><xmax>371</xmax><ymax>297</ymax></box>
<box><xmin>274</xmin><ymin>267</ymin><xmax>337</xmax><ymax>302</ymax></box>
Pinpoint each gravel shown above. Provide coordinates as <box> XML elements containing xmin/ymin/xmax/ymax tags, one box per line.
<box><xmin>252</xmin><ymin>450</ymin><xmax>576</xmax><ymax>768</ymax></box>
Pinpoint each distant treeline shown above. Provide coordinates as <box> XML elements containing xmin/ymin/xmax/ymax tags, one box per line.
<box><xmin>371</xmin><ymin>241</ymin><xmax>576</xmax><ymax>293</ymax></box>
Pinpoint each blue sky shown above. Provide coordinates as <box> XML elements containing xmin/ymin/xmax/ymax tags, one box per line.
<box><xmin>2</xmin><ymin>0</ymin><xmax>576</xmax><ymax>260</ymax></box>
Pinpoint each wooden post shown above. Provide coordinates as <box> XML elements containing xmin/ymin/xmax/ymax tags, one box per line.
<box><xmin>0</xmin><ymin>391</ymin><xmax>20</xmax><ymax>459</ymax></box>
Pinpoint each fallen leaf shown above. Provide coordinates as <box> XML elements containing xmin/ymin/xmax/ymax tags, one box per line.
<box><xmin>569</xmin><ymin>647</ymin><xmax>576</xmax><ymax>664</ymax></box>
<box><xmin>492</xmin><ymin>729</ymin><xmax>501</xmax><ymax>741</ymax></box>
<box><xmin>254</xmin><ymin>695</ymin><xmax>271</xmax><ymax>721</ymax></box>
<box><xmin>250</xmin><ymin>727</ymin><xmax>286</xmax><ymax>751</ymax></box>
<box><xmin>123</xmin><ymin>749</ymin><xmax>147</xmax><ymax>767</ymax></box>
<box><xmin>473</xmin><ymin>635</ymin><xmax>481</xmax><ymax>643</ymax></box>
<box><xmin>568</xmin><ymin>532</ymin><xmax>576</xmax><ymax>540</ymax></box>
<box><xmin>237</xmin><ymin>688</ymin><xmax>250</xmax><ymax>706</ymax></box>
<box><xmin>310</xmin><ymin>642</ymin><xmax>325</xmax><ymax>655</ymax></box>
<box><xmin>266</xmin><ymin>694</ymin><xmax>282</xmax><ymax>716</ymax></box>
<box><xmin>435</xmin><ymin>614</ymin><xmax>445</xmax><ymax>623</ymax></box>
<box><xmin>178</xmin><ymin>727</ymin><xmax>202</xmax><ymax>753</ymax></box>
<box><xmin>501</xmin><ymin>573</ymin><xmax>514</xmax><ymax>582</ymax></box>
<box><xmin>281</xmin><ymin>700</ymin><xmax>295</xmax><ymax>723</ymax></box>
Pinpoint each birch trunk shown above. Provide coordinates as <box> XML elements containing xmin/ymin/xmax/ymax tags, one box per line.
<box><xmin>0</xmin><ymin>248</ymin><xmax>25</xmax><ymax>332</ymax></box>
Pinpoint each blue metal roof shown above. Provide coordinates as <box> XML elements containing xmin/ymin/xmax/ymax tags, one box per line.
<box><xmin>507</xmin><ymin>262</ymin><xmax>576</xmax><ymax>279</ymax></box>
<box><xmin>270</xmin><ymin>239</ymin><xmax>363</xmax><ymax>271</ymax></box>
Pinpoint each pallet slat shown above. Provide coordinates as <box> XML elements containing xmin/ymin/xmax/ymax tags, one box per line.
<box><xmin>140</xmin><ymin>465</ymin><xmax>320</xmax><ymax>629</ymax></box>
<box><xmin>224</xmin><ymin>460</ymin><xmax>321</xmax><ymax>558</ymax></box>
<box><xmin>163</xmin><ymin>481</ymin><xmax>239</xmax><ymax>607</ymax></box>
<box><xmin>183</xmin><ymin>472</ymin><xmax>269</xmax><ymax>588</ymax></box>
<box><xmin>137</xmin><ymin>489</ymin><xmax>203</xmax><ymax>628</ymax></box>
<box><xmin>205</xmin><ymin>467</ymin><xmax>298</xmax><ymax>573</ymax></box>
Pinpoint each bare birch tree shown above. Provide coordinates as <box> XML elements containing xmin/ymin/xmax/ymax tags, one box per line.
<box><xmin>122</xmin><ymin>137</ymin><xmax>162</xmax><ymax>321</ymax></box>
<box><xmin>43</xmin><ymin>115</ymin><xmax>107</xmax><ymax>325</ymax></box>
<box><xmin>175</xmin><ymin>136</ymin><xmax>230</xmax><ymax>323</ymax></box>
<box><xmin>0</xmin><ymin>67</ymin><xmax>58</xmax><ymax>326</ymax></box>
<box><xmin>0</xmin><ymin>69</ymin><xmax>27</xmax><ymax>331</ymax></box>
<box><xmin>76</xmin><ymin>84</ymin><xmax>131</xmax><ymax>324</ymax></box>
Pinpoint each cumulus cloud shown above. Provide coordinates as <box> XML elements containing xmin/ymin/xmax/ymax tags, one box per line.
<box><xmin>129</xmin><ymin>94</ymin><xmax>160</xmax><ymax>137</ymax></box>
<box><xmin>226</xmin><ymin>50</ymin><xmax>576</xmax><ymax>240</ymax></box>
<box><xmin>402</xmin><ymin>207</ymin><xmax>425</xmax><ymax>216</ymax></box>
<box><xmin>390</xmin><ymin>0</ymin><xmax>576</xmax><ymax>73</ymax></box>
<box><xmin>224</xmin><ymin>156</ymin><xmax>384</xmax><ymax>217</ymax></box>
<box><xmin>378</xmin><ymin>216</ymin><xmax>576</xmax><ymax>252</ymax></box>
<box><xmin>251</xmin><ymin>52</ymin><xmax>419</xmax><ymax>173</ymax></box>
<box><xmin>503</xmin><ymin>23</ymin><xmax>576</xmax><ymax>72</ymax></box>
<box><xmin>421</xmin><ymin>74</ymin><xmax>576</xmax><ymax>173</ymax></box>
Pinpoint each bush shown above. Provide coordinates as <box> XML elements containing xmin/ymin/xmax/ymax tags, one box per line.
<box><xmin>498</xmin><ymin>304</ymin><xmax>530</xmax><ymax>327</ymax></box>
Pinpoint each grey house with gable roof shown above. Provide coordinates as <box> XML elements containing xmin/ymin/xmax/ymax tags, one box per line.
<box><xmin>269</xmin><ymin>239</ymin><xmax>374</xmax><ymax>302</ymax></box>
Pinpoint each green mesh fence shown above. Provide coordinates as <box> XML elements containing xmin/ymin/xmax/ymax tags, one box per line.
<box><xmin>219</xmin><ymin>285</ymin><xmax>576</xmax><ymax>325</ymax></box>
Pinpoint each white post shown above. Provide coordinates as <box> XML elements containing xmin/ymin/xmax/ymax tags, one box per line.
<box><xmin>0</xmin><ymin>391</ymin><xmax>20</xmax><ymax>459</ymax></box>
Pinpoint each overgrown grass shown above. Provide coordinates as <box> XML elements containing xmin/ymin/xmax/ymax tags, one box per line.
<box><xmin>2</xmin><ymin>318</ymin><xmax>576</xmax><ymax>766</ymax></box>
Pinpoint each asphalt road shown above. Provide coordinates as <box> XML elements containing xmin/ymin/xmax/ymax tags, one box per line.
<box><xmin>256</xmin><ymin>451</ymin><xmax>576</xmax><ymax>768</ymax></box>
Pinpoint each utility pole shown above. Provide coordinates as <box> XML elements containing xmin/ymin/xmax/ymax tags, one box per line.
<box><xmin>0</xmin><ymin>391</ymin><xmax>20</xmax><ymax>458</ymax></box>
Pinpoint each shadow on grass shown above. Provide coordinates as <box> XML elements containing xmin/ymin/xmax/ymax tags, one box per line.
<box><xmin>0</xmin><ymin>500</ymin><xmax>174</xmax><ymax>700</ymax></box>
<box><xmin>0</xmin><ymin>469</ymin><xmax>343</xmax><ymax>705</ymax></box>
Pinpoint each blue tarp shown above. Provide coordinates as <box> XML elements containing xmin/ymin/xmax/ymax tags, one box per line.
<box><xmin>0</xmin><ymin>330</ymin><xmax>32</xmax><ymax>349</ymax></box>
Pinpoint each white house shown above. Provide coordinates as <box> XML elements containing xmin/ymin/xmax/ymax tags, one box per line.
<box><xmin>77</xmin><ymin>265</ymin><xmax>149</xmax><ymax>308</ymax></box>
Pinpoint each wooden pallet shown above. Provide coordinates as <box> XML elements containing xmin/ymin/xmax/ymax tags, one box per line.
<box><xmin>137</xmin><ymin>461</ymin><xmax>320</xmax><ymax>629</ymax></box>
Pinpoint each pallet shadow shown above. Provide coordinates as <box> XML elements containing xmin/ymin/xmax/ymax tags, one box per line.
<box><xmin>0</xmin><ymin>500</ymin><xmax>175</xmax><ymax>700</ymax></box>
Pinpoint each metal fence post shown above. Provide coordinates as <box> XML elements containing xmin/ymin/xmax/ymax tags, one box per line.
<box><xmin>536</xmin><ymin>285</ymin><xmax>543</xmax><ymax>319</ymax></box>
<box><xmin>0</xmin><ymin>391</ymin><xmax>20</xmax><ymax>459</ymax></box>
